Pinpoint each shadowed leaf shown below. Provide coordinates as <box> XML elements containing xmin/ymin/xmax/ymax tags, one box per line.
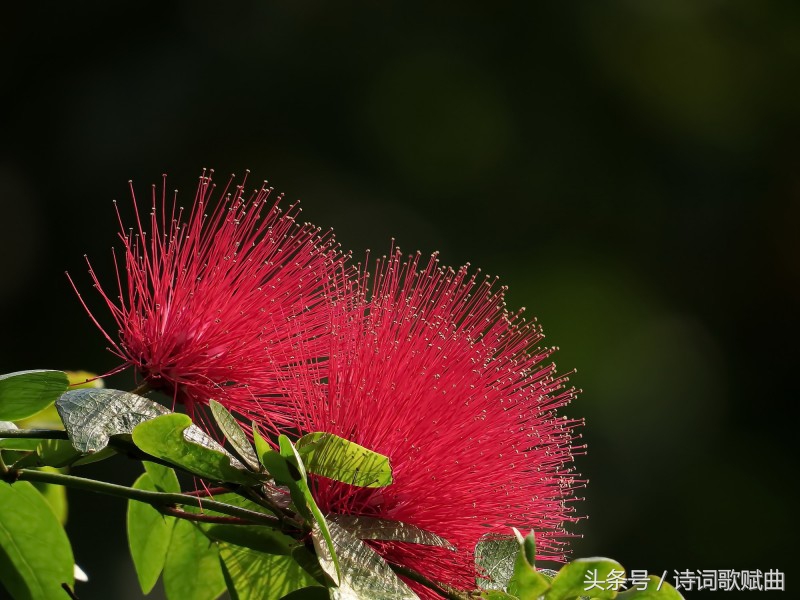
<box><xmin>209</xmin><ymin>400</ymin><xmax>260</xmax><ymax>471</ymax></box>
<box><xmin>127</xmin><ymin>473</ymin><xmax>175</xmax><ymax>594</ymax></box>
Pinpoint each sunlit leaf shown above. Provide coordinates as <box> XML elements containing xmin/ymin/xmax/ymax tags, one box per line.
<box><xmin>64</xmin><ymin>370</ymin><xmax>104</xmax><ymax>389</ymax></box>
<box><xmin>0</xmin><ymin>370</ymin><xmax>69</xmax><ymax>422</ymax></box>
<box><xmin>132</xmin><ymin>413</ymin><xmax>255</xmax><ymax>484</ymax></box>
<box><xmin>31</xmin><ymin>466</ymin><xmax>68</xmax><ymax>525</ymax></box>
<box><xmin>296</xmin><ymin>431</ymin><xmax>392</xmax><ymax>488</ymax></box>
<box><xmin>14</xmin><ymin>403</ymin><xmax>64</xmax><ymax>430</ymax></box>
<box><xmin>280</xmin><ymin>435</ymin><xmax>340</xmax><ymax>584</ymax></box>
<box><xmin>508</xmin><ymin>529</ymin><xmax>549</xmax><ymax>599</ymax></box>
<box><xmin>0</xmin><ymin>480</ymin><xmax>74</xmax><ymax>600</ymax></box>
<box><xmin>332</xmin><ymin>515</ymin><xmax>454</xmax><ymax>550</ymax></box>
<box><xmin>127</xmin><ymin>473</ymin><xmax>175</xmax><ymax>594</ymax></box>
<box><xmin>209</xmin><ymin>400</ymin><xmax>260</xmax><ymax>471</ymax></box>
<box><xmin>56</xmin><ymin>388</ymin><xmax>170</xmax><ymax>454</ymax></box>
<box><xmin>313</xmin><ymin>520</ymin><xmax>418</xmax><ymax>600</ymax></box>
<box><xmin>163</xmin><ymin>520</ymin><xmax>226</xmax><ymax>600</ymax></box>
<box><xmin>543</xmin><ymin>557</ymin><xmax>625</xmax><ymax>600</ymax></box>
<box><xmin>219</xmin><ymin>542</ymin><xmax>319</xmax><ymax>600</ymax></box>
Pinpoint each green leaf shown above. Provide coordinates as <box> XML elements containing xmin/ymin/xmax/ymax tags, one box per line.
<box><xmin>331</xmin><ymin>515</ymin><xmax>454</xmax><ymax>550</ymax></box>
<box><xmin>313</xmin><ymin>520</ymin><xmax>418</xmax><ymax>600</ymax></box>
<box><xmin>475</xmin><ymin>534</ymin><xmax>519</xmax><ymax>590</ymax></box>
<box><xmin>127</xmin><ymin>473</ymin><xmax>176</xmax><ymax>594</ymax></box>
<box><xmin>0</xmin><ymin>370</ymin><xmax>69</xmax><ymax>421</ymax></box>
<box><xmin>0</xmin><ymin>480</ymin><xmax>74</xmax><ymax>600</ymax></box>
<box><xmin>508</xmin><ymin>530</ymin><xmax>550</xmax><ymax>600</ymax></box>
<box><xmin>0</xmin><ymin>422</ymin><xmax>41</xmax><ymax>452</ymax></box>
<box><xmin>219</xmin><ymin>543</ymin><xmax>319</xmax><ymax>600</ymax></box>
<box><xmin>14</xmin><ymin>403</ymin><xmax>65</xmax><ymax>430</ymax></box>
<box><xmin>616</xmin><ymin>576</ymin><xmax>685</xmax><ymax>599</ymax></box>
<box><xmin>279</xmin><ymin>435</ymin><xmax>340</xmax><ymax>584</ymax></box>
<box><xmin>56</xmin><ymin>388</ymin><xmax>171</xmax><ymax>453</ymax></box>
<box><xmin>209</xmin><ymin>400</ymin><xmax>260</xmax><ymax>471</ymax></box>
<box><xmin>163</xmin><ymin>520</ymin><xmax>226</xmax><ymax>600</ymax></box>
<box><xmin>296</xmin><ymin>431</ymin><xmax>393</xmax><ymax>488</ymax></box>
<box><xmin>31</xmin><ymin>467</ymin><xmax>68</xmax><ymax>525</ymax></box>
<box><xmin>143</xmin><ymin>461</ymin><xmax>181</xmax><ymax>493</ymax></box>
<box><xmin>12</xmin><ymin>439</ymin><xmax>82</xmax><ymax>469</ymax></box>
<box><xmin>132</xmin><ymin>413</ymin><xmax>255</xmax><ymax>484</ymax></box>
<box><xmin>280</xmin><ymin>588</ymin><xmax>330</xmax><ymax>600</ymax></box>
<box><xmin>204</xmin><ymin>524</ymin><xmax>298</xmax><ymax>555</ymax></box>
<box><xmin>544</xmin><ymin>557</ymin><xmax>626</xmax><ymax>600</ymax></box>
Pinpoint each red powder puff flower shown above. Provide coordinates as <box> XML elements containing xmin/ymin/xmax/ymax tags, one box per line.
<box><xmin>278</xmin><ymin>249</ymin><xmax>583</xmax><ymax>597</ymax></box>
<box><xmin>69</xmin><ymin>170</ymin><xmax>346</xmax><ymax>433</ymax></box>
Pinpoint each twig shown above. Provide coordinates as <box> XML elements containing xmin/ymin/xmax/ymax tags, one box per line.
<box><xmin>0</xmin><ymin>429</ymin><xmax>69</xmax><ymax>439</ymax></box>
<box><xmin>391</xmin><ymin>564</ymin><xmax>469</xmax><ymax>600</ymax></box>
<box><xmin>4</xmin><ymin>468</ymin><xmax>282</xmax><ymax>528</ymax></box>
<box><xmin>157</xmin><ymin>505</ymin><xmax>254</xmax><ymax>525</ymax></box>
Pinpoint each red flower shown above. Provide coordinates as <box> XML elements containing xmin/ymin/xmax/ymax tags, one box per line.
<box><xmin>280</xmin><ymin>249</ymin><xmax>583</xmax><ymax>596</ymax></box>
<box><xmin>69</xmin><ymin>170</ymin><xmax>346</xmax><ymax>433</ymax></box>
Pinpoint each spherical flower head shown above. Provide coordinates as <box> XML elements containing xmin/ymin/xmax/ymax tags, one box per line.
<box><xmin>278</xmin><ymin>249</ymin><xmax>584</xmax><ymax>596</ymax></box>
<box><xmin>69</xmin><ymin>170</ymin><xmax>346</xmax><ymax>432</ymax></box>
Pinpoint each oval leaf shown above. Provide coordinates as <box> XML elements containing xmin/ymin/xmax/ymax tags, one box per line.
<box><xmin>331</xmin><ymin>515</ymin><xmax>454</xmax><ymax>550</ymax></box>
<box><xmin>0</xmin><ymin>370</ymin><xmax>69</xmax><ymax>422</ymax></box>
<box><xmin>296</xmin><ymin>431</ymin><xmax>392</xmax><ymax>488</ymax></box>
<box><xmin>209</xmin><ymin>400</ymin><xmax>260</xmax><ymax>471</ymax></box>
<box><xmin>204</xmin><ymin>524</ymin><xmax>297</xmax><ymax>556</ymax></box>
<box><xmin>219</xmin><ymin>543</ymin><xmax>318</xmax><ymax>600</ymax></box>
<box><xmin>127</xmin><ymin>473</ymin><xmax>176</xmax><ymax>594</ymax></box>
<box><xmin>163</xmin><ymin>520</ymin><xmax>226</xmax><ymax>600</ymax></box>
<box><xmin>0</xmin><ymin>480</ymin><xmax>74</xmax><ymax>599</ymax></box>
<box><xmin>508</xmin><ymin>530</ymin><xmax>550</xmax><ymax>599</ymax></box>
<box><xmin>544</xmin><ymin>557</ymin><xmax>626</xmax><ymax>600</ymax></box>
<box><xmin>132</xmin><ymin>413</ymin><xmax>254</xmax><ymax>484</ymax></box>
<box><xmin>280</xmin><ymin>435</ymin><xmax>340</xmax><ymax>584</ymax></box>
<box><xmin>475</xmin><ymin>534</ymin><xmax>519</xmax><ymax>591</ymax></box>
<box><xmin>313</xmin><ymin>520</ymin><xmax>418</xmax><ymax>600</ymax></box>
<box><xmin>56</xmin><ymin>388</ymin><xmax>171</xmax><ymax>454</ymax></box>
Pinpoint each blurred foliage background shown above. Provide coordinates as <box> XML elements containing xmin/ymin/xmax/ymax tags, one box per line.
<box><xmin>1</xmin><ymin>1</ymin><xmax>797</xmax><ymax>598</ymax></box>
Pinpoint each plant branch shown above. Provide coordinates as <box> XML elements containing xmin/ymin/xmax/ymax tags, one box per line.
<box><xmin>182</xmin><ymin>486</ymin><xmax>231</xmax><ymax>498</ymax></box>
<box><xmin>391</xmin><ymin>564</ymin><xmax>469</xmax><ymax>600</ymax></box>
<box><xmin>4</xmin><ymin>468</ymin><xmax>282</xmax><ymax>528</ymax></box>
<box><xmin>0</xmin><ymin>429</ymin><xmax>69</xmax><ymax>440</ymax></box>
<box><xmin>157</xmin><ymin>506</ymin><xmax>254</xmax><ymax>525</ymax></box>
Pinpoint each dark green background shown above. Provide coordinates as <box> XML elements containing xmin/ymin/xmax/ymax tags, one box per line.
<box><xmin>1</xmin><ymin>2</ymin><xmax>796</xmax><ymax>598</ymax></box>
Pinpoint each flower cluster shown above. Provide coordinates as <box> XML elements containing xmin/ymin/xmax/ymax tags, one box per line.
<box><xmin>69</xmin><ymin>170</ymin><xmax>345</xmax><ymax>434</ymax></box>
<box><xmin>72</xmin><ymin>171</ymin><xmax>582</xmax><ymax>595</ymax></box>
